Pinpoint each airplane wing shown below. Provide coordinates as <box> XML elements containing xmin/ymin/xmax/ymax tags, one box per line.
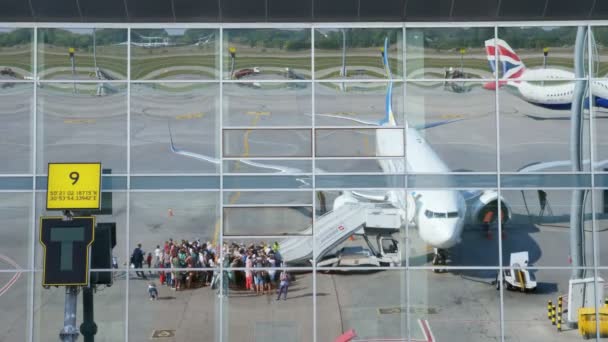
<box><xmin>517</xmin><ymin>159</ymin><xmax>608</xmax><ymax>172</ymax></box>
<box><xmin>168</xmin><ymin>121</ymin><xmax>307</xmax><ymax>174</ymax></box>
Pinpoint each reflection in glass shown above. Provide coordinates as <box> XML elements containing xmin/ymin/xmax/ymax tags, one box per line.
<box><xmin>503</xmin><ymin>269</ymin><xmax>598</xmax><ymax>341</ymax></box>
<box><xmin>223</xmin><ymin>191</ymin><xmax>312</xmax><ymax>205</ymax></box>
<box><xmin>37</xmin><ymin>28</ymin><xmax>127</xmax><ymax>80</ymax></box>
<box><xmin>316</xmin><ymin>270</ymin><xmax>407</xmax><ymax>341</ymax></box>
<box><xmin>408</xmin><ymin>188</ymin><xmax>502</xmax><ymax>267</ymax></box>
<box><xmin>131</xmin><ymin>83</ymin><xmax>219</xmax><ymax>174</ymax></box>
<box><xmin>222</xmin><ymin>238</ymin><xmax>312</xmax><ymax>267</ymax></box>
<box><xmin>406</xmin><ymin>81</ymin><xmax>496</xmax><ymax>172</ymax></box>
<box><xmin>223</xmin><ymin>29</ymin><xmax>311</xmax><ymax>80</ymax></box>
<box><xmin>131</xmin><ymin>29</ymin><xmax>218</xmax><ymax>80</ymax></box>
<box><xmin>0</xmin><ymin>28</ymin><xmax>32</xmax><ymax>79</ymax></box>
<box><xmin>223</xmin><ymin>82</ymin><xmax>311</xmax><ymax>127</ymax></box>
<box><xmin>0</xmin><ymin>272</ymin><xmax>28</xmax><ymax>341</ymax></box>
<box><xmin>497</xmin><ymin>26</ymin><xmax>580</xmax><ymax>79</ymax></box>
<box><xmin>128</xmin><ymin>270</ymin><xmax>218</xmax><ymax>341</ymax></box>
<box><xmin>0</xmin><ymin>83</ymin><xmax>32</xmax><ymax>173</ymax></box>
<box><xmin>222</xmin><ymin>270</ymin><xmax>313</xmax><ymax>341</ymax></box>
<box><xmin>316</xmin><ymin>129</ymin><xmax>404</xmax><ymax>157</ymax></box>
<box><xmin>406</xmin><ymin>27</ymin><xmax>494</xmax><ymax>79</ymax></box>
<box><xmin>502</xmin><ymin>190</ymin><xmax>593</xmax><ymax>267</ymax></box>
<box><xmin>593</xmin><ymin>190</ymin><xmax>608</xmax><ymax>267</ymax></box>
<box><xmin>129</xmin><ymin>192</ymin><xmax>220</xmax><ymax>256</ymax></box>
<box><xmin>223</xmin><ymin>129</ymin><xmax>312</xmax><ymax>157</ymax></box>
<box><xmin>316</xmin><ymin>159</ymin><xmax>397</xmax><ymax>173</ymax></box>
<box><xmin>315</xmin><ymin>82</ymin><xmax>404</xmax><ymax>126</ymax></box>
<box><xmin>223</xmin><ymin>206</ymin><xmax>312</xmax><ymax>236</ymax></box>
<box><xmin>34</xmin><ymin>272</ymin><xmax>125</xmax><ymax>342</ymax></box>
<box><xmin>314</xmin><ymin>190</ymin><xmax>405</xmax><ymax>268</ymax></box>
<box><xmin>315</xmin><ymin>28</ymin><xmax>402</xmax><ymax>79</ymax></box>
<box><xmin>223</xmin><ymin>159</ymin><xmax>312</xmax><ymax>174</ymax></box>
<box><xmin>592</xmin><ymin>26</ymin><xmax>608</xmax><ymax>78</ymax></box>
<box><xmin>0</xmin><ymin>193</ymin><xmax>31</xmax><ymax>271</ymax></box>
<box><xmin>498</xmin><ymin>82</ymin><xmax>590</xmax><ymax>172</ymax></box>
<box><xmin>409</xmin><ymin>269</ymin><xmax>500</xmax><ymax>341</ymax></box>
<box><xmin>36</xmin><ymin>83</ymin><xmax>128</xmax><ymax>173</ymax></box>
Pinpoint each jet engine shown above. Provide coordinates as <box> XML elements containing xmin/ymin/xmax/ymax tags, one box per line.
<box><xmin>467</xmin><ymin>190</ymin><xmax>512</xmax><ymax>226</ymax></box>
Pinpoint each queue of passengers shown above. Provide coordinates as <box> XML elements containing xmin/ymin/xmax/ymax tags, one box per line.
<box><xmin>139</xmin><ymin>239</ymin><xmax>287</xmax><ymax>295</ymax></box>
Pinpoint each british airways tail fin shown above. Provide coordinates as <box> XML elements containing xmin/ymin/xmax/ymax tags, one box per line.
<box><xmin>483</xmin><ymin>38</ymin><xmax>526</xmax><ymax>90</ymax></box>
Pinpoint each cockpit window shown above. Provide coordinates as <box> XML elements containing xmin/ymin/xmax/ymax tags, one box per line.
<box><xmin>425</xmin><ymin>210</ymin><xmax>459</xmax><ymax>219</ymax></box>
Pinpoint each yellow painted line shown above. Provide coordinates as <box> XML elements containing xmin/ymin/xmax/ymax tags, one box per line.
<box><xmin>175</xmin><ymin>112</ymin><xmax>204</xmax><ymax>120</ymax></box>
<box><xmin>245</xmin><ymin>111</ymin><xmax>270</xmax><ymax>116</ymax></box>
<box><xmin>363</xmin><ymin>135</ymin><xmax>372</xmax><ymax>155</ymax></box>
<box><xmin>212</xmin><ymin>191</ymin><xmax>242</xmax><ymax>246</ymax></box>
<box><xmin>64</xmin><ymin>118</ymin><xmax>96</xmax><ymax>124</ymax></box>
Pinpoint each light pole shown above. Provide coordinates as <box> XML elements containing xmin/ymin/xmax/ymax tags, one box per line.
<box><xmin>228</xmin><ymin>47</ymin><xmax>236</xmax><ymax>79</ymax></box>
<box><xmin>459</xmin><ymin>47</ymin><xmax>466</xmax><ymax>73</ymax></box>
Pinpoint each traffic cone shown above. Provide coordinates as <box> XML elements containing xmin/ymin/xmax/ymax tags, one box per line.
<box><xmin>168</xmin><ymin>208</ymin><xmax>174</xmax><ymax>217</ymax></box>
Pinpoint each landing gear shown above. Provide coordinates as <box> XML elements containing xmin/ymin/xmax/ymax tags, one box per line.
<box><xmin>432</xmin><ymin>248</ymin><xmax>447</xmax><ymax>273</ymax></box>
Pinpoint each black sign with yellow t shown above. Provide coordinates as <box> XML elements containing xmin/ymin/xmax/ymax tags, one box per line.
<box><xmin>40</xmin><ymin>217</ymin><xmax>95</xmax><ymax>286</ymax></box>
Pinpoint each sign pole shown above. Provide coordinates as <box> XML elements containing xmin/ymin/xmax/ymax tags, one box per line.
<box><xmin>60</xmin><ymin>286</ymin><xmax>80</xmax><ymax>342</ymax></box>
<box><xmin>80</xmin><ymin>286</ymin><xmax>97</xmax><ymax>342</ymax></box>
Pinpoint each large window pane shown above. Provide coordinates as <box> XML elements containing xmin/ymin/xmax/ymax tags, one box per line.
<box><xmin>128</xmin><ymin>271</ymin><xmax>219</xmax><ymax>341</ymax></box>
<box><xmin>223</xmin><ymin>29</ymin><xmax>311</xmax><ymax>80</ymax></box>
<box><xmin>406</xmin><ymin>27</ymin><xmax>494</xmax><ymax>79</ymax></box>
<box><xmin>314</xmin><ymin>190</ymin><xmax>406</xmax><ymax>267</ymax></box>
<box><xmin>223</xmin><ymin>206</ymin><xmax>312</xmax><ymax>236</ymax></box>
<box><xmin>131</xmin><ymin>83</ymin><xmax>219</xmax><ymax>174</ymax></box>
<box><xmin>0</xmin><ymin>83</ymin><xmax>32</xmax><ymax>173</ymax></box>
<box><xmin>315</xmin><ymin>28</ymin><xmax>403</xmax><ymax>80</ymax></box>
<box><xmin>408</xmin><ymin>188</ymin><xmax>500</xmax><ymax>268</ymax></box>
<box><xmin>409</xmin><ymin>269</ymin><xmax>501</xmax><ymax>341</ymax></box>
<box><xmin>34</xmin><ymin>271</ymin><xmax>126</xmax><ymax>342</ymax></box>
<box><xmin>36</xmin><ymin>83</ymin><xmax>128</xmax><ymax>173</ymax></box>
<box><xmin>129</xmin><ymin>192</ymin><xmax>220</xmax><ymax>261</ymax></box>
<box><xmin>499</xmin><ymin>82</ymin><xmax>590</xmax><ymax>172</ymax></box>
<box><xmin>0</xmin><ymin>28</ymin><xmax>32</xmax><ymax>79</ymax></box>
<box><xmin>0</xmin><ymin>272</ymin><xmax>29</xmax><ymax>342</ymax></box>
<box><xmin>503</xmin><ymin>189</ymin><xmax>594</xmax><ymax>267</ymax></box>
<box><xmin>223</xmin><ymin>129</ymin><xmax>312</xmax><ymax>157</ymax></box>
<box><xmin>37</xmin><ymin>28</ymin><xmax>127</xmax><ymax>80</ymax></box>
<box><xmin>317</xmin><ymin>270</ymin><xmax>408</xmax><ymax>341</ymax></box>
<box><xmin>316</xmin><ymin>128</ymin><xmax>404</xmax><ymax>157</ymax></box>
<box><xmin>503</xmin><ymin>269</ymin><xmax>599</xmax><ymax>341</ymax></box>
<box><xmin>223</xmin><ymin>159</ymin><xmax>312</xmax><ymax>174</ymax></box>
<box><xmin>0</xmin><ymin>193</ymin><xmax>31</xmax><ymax>271</ymax></box>
<box><xmin>222</xmin><ymin>269</ymin><xmax>313</xmax><ymax>341</ymax></box>
<box><xmin>315</xmin><ymin>82</ymin><xmax>404</xmax><ymax>126</ymax></box>
<box><xmin>497</xmin><ymin>26</ymin><xmax>582</xmax><ymax>79</ymax></box>
<box><xmin>131</xmin><ymin>29</ymin><xmax>218</xmax><ymax>80</ymax></box>
<box><xmin>407</xmin><ymin>81</ymin><xmax>497</xmax><ymax>172</ymax></box>
<box><xmin>223</xmin><ymin>82</ymin><xmax>311</xmax><ymax>127</ymax></box>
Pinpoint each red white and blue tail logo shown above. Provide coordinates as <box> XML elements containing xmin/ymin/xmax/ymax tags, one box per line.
<box><xmin>483</xmin><ymin>38</ymin><xmax>525</xmax><ymax>89</ymax></box>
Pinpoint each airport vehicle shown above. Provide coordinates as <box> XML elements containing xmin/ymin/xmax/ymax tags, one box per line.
<box><xmin>279</xmin><ymin>203</ymin><xmax>402</xmax><ymax>266</ymax></box>
<box><xmin>233</xmin><ymin>67</ymin><xmax>260</xmax><ymax>79</ymax></box>
<box><xmin>496</xmin><ymin>251</ymin><xmax>537</xmax><ymax>292</ymax></box>
<box><xmin>482</xmin><ymin>38</ymin><xmax>608</xmax><ymax>109</ymax></box>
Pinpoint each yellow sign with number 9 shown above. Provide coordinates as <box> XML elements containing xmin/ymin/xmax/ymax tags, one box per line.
<box><xmin>47</xmin><ymin>163</ymin><xmax>101</xmax><ymax>210</ymax></box>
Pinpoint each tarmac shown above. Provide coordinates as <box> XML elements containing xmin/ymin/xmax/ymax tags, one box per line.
<box><xmin>1</xmin><ymin>64</ymin><xmax>608</xmax><ymax>341</ymax></box>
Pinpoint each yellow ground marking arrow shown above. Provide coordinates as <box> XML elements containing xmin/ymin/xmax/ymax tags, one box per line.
<box><xmin>175</xmin><ymin>112</ymin><xmax>204</xmax><ymax>120</ymax></box>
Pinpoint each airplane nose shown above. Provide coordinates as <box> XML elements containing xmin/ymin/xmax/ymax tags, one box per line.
<box><xmin>421</xmin><ymin>219</ymin><xmax>464</xmax><ymax>249</ymax></box>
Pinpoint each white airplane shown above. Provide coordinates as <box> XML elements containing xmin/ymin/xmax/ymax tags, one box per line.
<box><xmin>167</xmin><ymin>38</ymin><xmax>512</xmax><ymax>268</ymax></box>
<box><xmin>483</xmin><ymin>38</ymin><xmax>608</xmax><ymax>109</ymax></box>
<box><xmin>328</xmin><ymin>38</ymin><xmax>511</xmax><ymax>267</ymax></box>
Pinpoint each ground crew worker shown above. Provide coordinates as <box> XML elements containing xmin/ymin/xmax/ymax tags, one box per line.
<box><xmin>482</xmin><ymin>208</ymin><xmax>505</xmax><ymax>239</ymax></box>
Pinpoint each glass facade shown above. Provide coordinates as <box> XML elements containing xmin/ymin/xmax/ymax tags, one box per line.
<box><xmin>0</xmin><ymin>23</ymin><xmax>607</xmax><ymax>341</ymax></box>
